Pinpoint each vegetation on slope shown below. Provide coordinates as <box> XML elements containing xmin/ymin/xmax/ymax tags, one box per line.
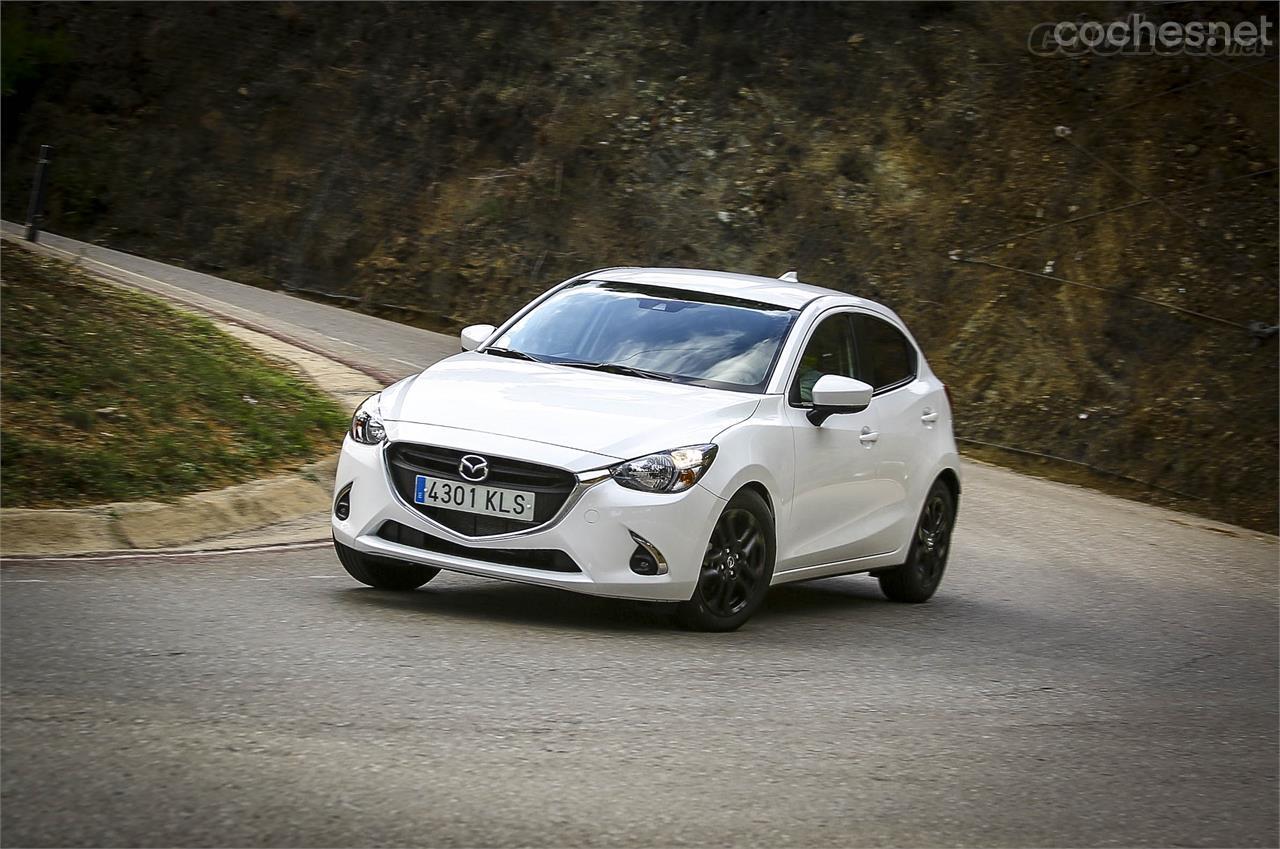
<box><xmin>0</xmin><ymin>243</ymin><xmax>348</xmax><ymax>507</ymax></box>
<box><xmin>1</xmin><ymin>3</ymin><xmax>1275</xmax><ymax>529</ymax></box>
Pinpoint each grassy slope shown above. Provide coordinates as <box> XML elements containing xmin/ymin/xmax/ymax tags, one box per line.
<box><xmin>0</xmin><ymin>243</ymin><xmax>348</xmax><ymax>507</ymax></box>
<box><xmin>1</xmin><ymin>3</ymin><xmax>1275</xmax><ymax>530</ymax></box>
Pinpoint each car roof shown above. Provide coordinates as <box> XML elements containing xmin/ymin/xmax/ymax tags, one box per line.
<box><xmin>591</xmin><ymin>267</ymin><xmax>873</xmax><ymax>311</ymax></box>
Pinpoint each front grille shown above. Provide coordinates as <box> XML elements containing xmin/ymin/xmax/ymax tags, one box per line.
<box><xmin>385</xmin><ymin>443</ymin><xmax>577</xmax><ymax>536</ymax></box>
<box><xmin>377</xmin><ymin>521</ymin><xmax>581</xmax><ymax>573</ymax></box>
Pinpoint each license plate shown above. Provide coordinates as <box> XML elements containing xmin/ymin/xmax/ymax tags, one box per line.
<box><xmin>413</xmin><ymin>475</ymin><xmax>537</xmax><ymax>522</ymax></box>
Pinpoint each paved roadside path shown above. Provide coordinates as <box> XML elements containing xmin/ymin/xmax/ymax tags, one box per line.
<box><xmin>1</xmin><ymin>221</ymin><xmax>456</xmax><ymax>382</ymax></box>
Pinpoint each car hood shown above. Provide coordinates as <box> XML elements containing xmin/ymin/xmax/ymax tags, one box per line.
<box><xmin>380</xmin><ymin>352</ymin><xmax>760</xmax><ymax>461</ymax></box>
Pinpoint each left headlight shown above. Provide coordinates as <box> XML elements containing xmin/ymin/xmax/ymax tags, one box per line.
<box><xmin>611</xmin><ymin>444</ymin><xmax>718</xmax><ymax>493</ymax></box>
<box><xmin>349</xmin><ymin>394</ymin><xmax>387</xmax><ymax>445</ymax></box>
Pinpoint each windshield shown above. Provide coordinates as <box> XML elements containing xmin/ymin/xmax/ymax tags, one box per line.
<box><xmin>490</xmin><ymin>281</ymin><xmax>799</xmax><ymax>392</ymax></box>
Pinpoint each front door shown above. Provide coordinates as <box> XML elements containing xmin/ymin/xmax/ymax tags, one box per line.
<box><xmin>780</xmin><ymin>311</ymin><xmax>897</xmax><ymax>570</ymax></box>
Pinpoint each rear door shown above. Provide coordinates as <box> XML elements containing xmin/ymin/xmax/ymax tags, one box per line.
<box><xmin>850</xmin><ymin>312</ymin><xmax>934</xmax><ymax>556</ymax></box>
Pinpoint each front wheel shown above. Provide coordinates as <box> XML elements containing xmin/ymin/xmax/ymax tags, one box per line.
<box><xmin>877</xmin><ymin>481</ymin><xmax>955</xmax><ymax>603</ymax></box>
<box><xmin>334</xmin><ymin>540</ymin><xmax>440</xmax><ymax>591</ymax></box>
<box><xmin>676</xmin><ymin>489</ymin><xmax>776</xmax><ymax>632</ymax></box>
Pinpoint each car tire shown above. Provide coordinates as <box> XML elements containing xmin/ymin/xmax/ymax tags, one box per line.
<box><xmin>877</xmin><ymin>480</ymin><xmax>955</xmax><ymax>603</ymax></box>
<box><xmin>334</xmin><ymin>539</ymin><xmax>440</xmax><ymax>591</ymax></box>
<box><xmin>676</xmin><ymin>489</ymin><xmax>776</xmax><ymax>632</ymax></box>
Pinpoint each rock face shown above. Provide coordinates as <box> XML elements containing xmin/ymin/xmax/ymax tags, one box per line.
<box><xmin>2</xmin><ymin>3</ymin><xmax>1276</xmax><ymax>530</ymax></box>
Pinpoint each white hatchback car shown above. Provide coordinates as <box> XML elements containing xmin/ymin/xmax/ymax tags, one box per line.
<box><xmin>332</xmin><ymin>268</ymin><xmax>960</xmax><ymax>630</ymax></box>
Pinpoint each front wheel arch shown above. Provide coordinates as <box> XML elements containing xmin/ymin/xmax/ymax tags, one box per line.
<box><xmin>734</xmin><ymin>481</ymin><xmax>775</xmax><ymax>521</ymax></box>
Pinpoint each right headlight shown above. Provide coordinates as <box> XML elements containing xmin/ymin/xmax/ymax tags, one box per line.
<box><xmin>611</xmin><ymin>444</ymin><xmax>718</xmax><ymax>493</ymax></box>
<box><xmin>349</xmin><ymin>394</ymin><xmax>386</xmax><ymax>445</ymax></box>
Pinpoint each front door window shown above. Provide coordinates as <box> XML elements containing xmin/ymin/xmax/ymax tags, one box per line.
<box><xmin>790</xmin><ymin>313</ymin><xmax>857</xmax><ymax>405</ymax></box>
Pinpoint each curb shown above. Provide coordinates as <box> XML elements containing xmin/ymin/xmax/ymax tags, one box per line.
<box><xmin>1</xmin><ymin>459</ymin><xmax>337</xmax><ymax>556</ymax></box>
<box><xmin>0</xmin><ymin>240</ymin><xmax>384</xmax><ymax>557</ymax></box>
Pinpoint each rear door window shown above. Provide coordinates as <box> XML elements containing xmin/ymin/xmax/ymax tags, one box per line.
<box><xmin>853</xmin><ymin>314</ymin><xmax>916</xmax><ymax>391</ymax></box>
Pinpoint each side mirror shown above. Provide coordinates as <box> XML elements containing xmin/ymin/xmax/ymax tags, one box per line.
<box><xmin>808</xmin><ymin>375</ymin><xmax>873</xmax><ymax>426</ymax></box>
<box><xmin>460</xmin><ymin>324</ymin><xmax>496</xmax><ymax>352</ymax></box>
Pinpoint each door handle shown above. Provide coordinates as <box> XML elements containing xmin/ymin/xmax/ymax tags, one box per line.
<box><xmin>921</xmin><ymin>408</ymin><xmax>939</xmax><ymax>423</ymax></box>
<box><xmin>859</xmin><ymin>427</ymin><xmax>880</xmax><ymax>444</ymax></box>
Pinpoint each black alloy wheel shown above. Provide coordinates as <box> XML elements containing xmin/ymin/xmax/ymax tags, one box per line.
<box><xmin>677</xmin><ymin>489</ymin><xmax>775</xmax><ymax>631</ymax></box>
<box><xmin>877</xmin><ymin>480</ymin><xmax>955</xmax><ymax>603</ymax></box>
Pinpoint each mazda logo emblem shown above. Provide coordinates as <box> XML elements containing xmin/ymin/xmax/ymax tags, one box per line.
<box><xmin>458</xmin><ymin>454</ymin><xmax>489</xmax><ymax>482</ymax></box>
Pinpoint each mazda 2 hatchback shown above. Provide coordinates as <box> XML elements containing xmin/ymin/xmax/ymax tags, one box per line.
<box><xmin>332</xmin><ymin>268</ymin><xmax>960</xmax><ymax>630</ymax></box>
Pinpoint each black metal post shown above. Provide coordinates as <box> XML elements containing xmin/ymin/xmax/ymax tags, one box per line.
<box><xmin>24</xmin><ymin>144</ymin><xmax>53</xmax><ymax>243</ymax></box>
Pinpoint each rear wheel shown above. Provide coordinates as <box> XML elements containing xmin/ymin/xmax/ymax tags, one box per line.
<box><xmin>676</xmin><ymin>489</ymin><xmax>775</xmax><ymax>632</ymax></box>
<box><xmin>334</xmin><ymin>540</ymin><xmax>440</xmax><ymax>591</ymax></box>
<box><xmin>877</xmin><ymin>481</ymin><xmax>954</xmax><ymax>603</ymax></box>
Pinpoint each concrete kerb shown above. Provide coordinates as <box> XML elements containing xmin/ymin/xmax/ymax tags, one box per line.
<box><xmin>0</xmin><ymin>237</ymin><xmax>383</xmax><ymax>557</ymax></box>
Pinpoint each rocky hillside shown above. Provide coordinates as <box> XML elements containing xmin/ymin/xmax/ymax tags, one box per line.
<box><xmin>3</xmin><ymin>2</ymin><xmax>1276</xmax><ymax>530</ymax></box>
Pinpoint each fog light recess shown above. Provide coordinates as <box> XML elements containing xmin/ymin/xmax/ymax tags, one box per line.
<box><xmin>628</xmin><ymin>531</ymin><xmax>668</xmax><ymax>576</ymax></box>
<box><xmin>334</xmin><ymin>483</ymin><xmax>353</xmax><ymax>521</ymax></box>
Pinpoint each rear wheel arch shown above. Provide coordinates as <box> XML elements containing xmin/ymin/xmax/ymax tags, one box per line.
<box><xmin>935</xmin><ymin>468</ymin><xmax>961</xmax><ymax>513</ymax></box>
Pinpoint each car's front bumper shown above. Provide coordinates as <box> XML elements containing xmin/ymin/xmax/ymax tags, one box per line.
<box><xmin>330</xmin><ymin>425</ymin><xmax>724</xmax><ymax>601</ymax></box>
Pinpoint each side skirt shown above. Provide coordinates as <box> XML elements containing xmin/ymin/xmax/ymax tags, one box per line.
<box><xmin>770</xmin><ymin>548</ymin><xmax>906</xmax><ymax>585</ymax></box>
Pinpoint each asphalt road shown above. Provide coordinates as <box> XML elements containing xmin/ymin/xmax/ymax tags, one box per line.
<box><xmin>2</xmin><ymin>231</ymin><xmax>1277</xmax><ymax>847</ymax></box>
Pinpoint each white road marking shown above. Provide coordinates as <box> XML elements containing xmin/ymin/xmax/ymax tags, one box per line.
<box><xmin>0</xmin><ymin>540</ymin><xmax>331</xmax><ymax>564</ymax></box>
<box><xmin>390</xmin><ymin>357</ymin><xmax>423</xmax><ymax>369</ymax></box>
<box><xmin>249</xmin><ymin>575</ymin><xmax>343</xmax><ymax>580</ymax></box>
<box><xmin>2</xmin><ymin>573</ymin><xmax>344</xmax><ymax>584</ymax></box>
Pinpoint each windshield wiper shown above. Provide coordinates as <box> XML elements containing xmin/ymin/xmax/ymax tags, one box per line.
<box><xmin>558</xmin><ymin>361</ymin><xmax>674</xmax><ymax>382</ymax></box>
<box><xmin>485</xmin><ymin>347</ymin><xmax>546</xmax><ymax>363</ymax></box>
